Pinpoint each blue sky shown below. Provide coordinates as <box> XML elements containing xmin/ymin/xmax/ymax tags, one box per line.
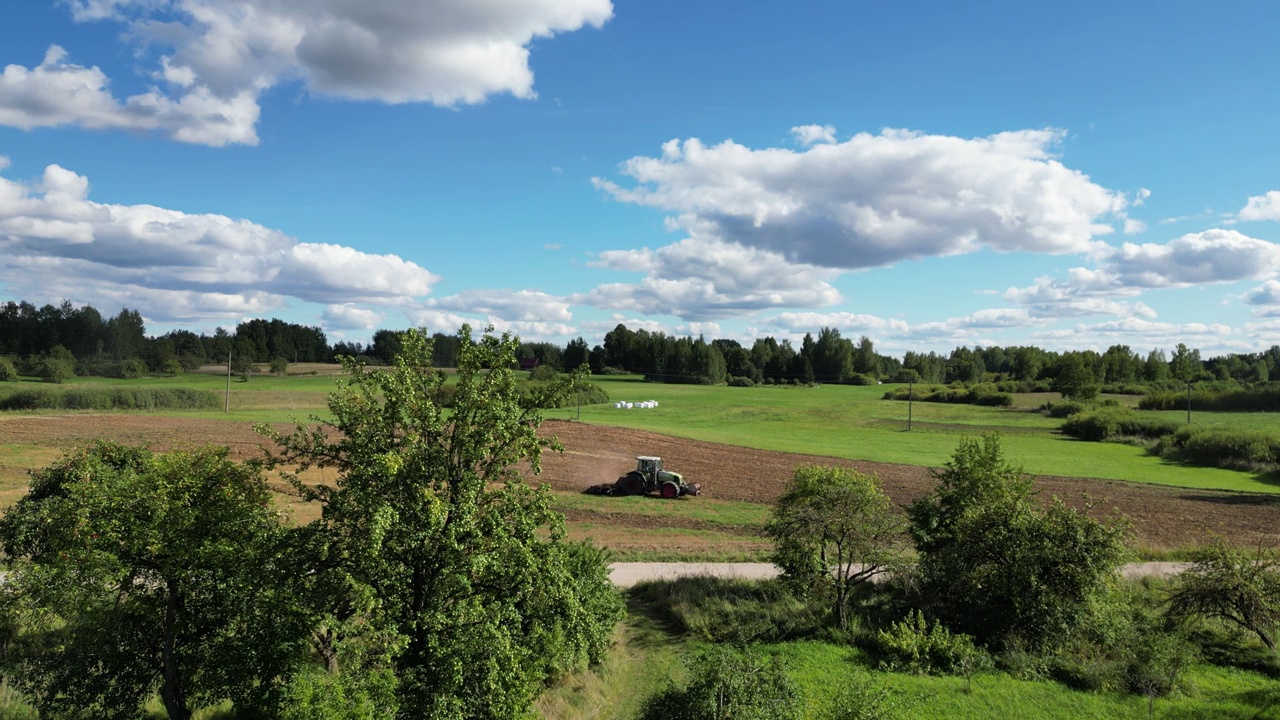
<box><xmin>2</xmin><ymin>1</ymin><xmax>1280</xmax><ymax>355</ymax></box>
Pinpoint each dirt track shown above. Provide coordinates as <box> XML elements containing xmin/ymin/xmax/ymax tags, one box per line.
<box><xmin>3</xmin><ymin>414</ymin><xmax>1278</xmax><ymax>549</ymax></box>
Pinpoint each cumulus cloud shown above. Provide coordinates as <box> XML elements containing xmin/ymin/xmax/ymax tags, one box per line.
<box><xmin>1</xmin><ymin>1</ymin><xmax>612</xmax><ymax>145</ymax></box>
<box><xmin>0</xmin><ymin>46</ymin><xmax>260</xmax><ymax>146</ymax></box>
<box><xmin>426</xmin><ymin>289</ymin><xmax>572</xmax><ymax>323</ymax></box>
<box><xmin>790</xmin><ymin>124</ymin><xmax>836</xmax><ymax>146</ymax></box>
<box><xmin>1006</xmin><ymin>229</ymin><xmax>1280</xmax><ymax>316</ymax></box>
<box><xmin>594</xmin><ymin>127</ymin><xmax>1128</xmax><ymax>271</ymax></box>
<box><xmin>1033</xmin><ymin>318</ymin><xmax>1233</xmax><ymax>349</ymax></box>
<box><xmin>0</xmin><ymin>161</ymin><xmax>439</xmax><ymax>322</ymax></box>
<box><xmin>1239</xmin><ymin>191</ymin><xmax>1280</xmax><ymax>222</ymax></box>
<box><xmin>576</xmin><ymin>237</ymin><xmax>841</xmax><ymax>320</ymax></box>
<box><xmin>404</xmin><ymin>305</ymin><xmax>574</xmax><ymax>341</ymax></box>
<box><xmin>322</xmin><ymin>303</ymin><xmax>385</xmax><ymax>330</ymax></box>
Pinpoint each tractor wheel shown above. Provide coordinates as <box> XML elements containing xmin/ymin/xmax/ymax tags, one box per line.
<box><xmin>660</xmin><ymin>481</ymin><xmax>679</xmax><ymax>499</ymax></box>
<box><xmin>620</xmin><ymin>473</ymin><xmax>647</xmax><ymax>496</ymax></box>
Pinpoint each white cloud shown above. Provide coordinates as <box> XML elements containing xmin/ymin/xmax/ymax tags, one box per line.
<box><xmin>1244</xmin><ymin>279</ymin><xmax>1280</xmax><ymax>306</ymax></box>
<box><xmin>1006</xmin><ymin>229</ymin><xmax>1280</xmax><ymax>313</ymax></box>
<box><xmin>322</xmin><ymin>303</ymin><xmax>385</xmax><ymax>330</ymax></box>
<box><xmin>1122</xmin><ymin>217</ymin><xmax>1147</xmax><ymax>234</ymax></box>
<box><xmin>594</xmin><ymin>128</ymin><xmax>1127</xmax><ymax>271</ymax></box>
<box><xmin>1</xmin><ymin>1</ymin><xmax>612</xmax><ymax>145</ymax></box>
<box><xmin>575</xmin><ymin>237</ymin><xmax>841</xmax><ymax>320</ymax></box>
<box><xmin>426</xmin><ymin>289</ymin><xmax>572</xmax><ymax>323</ymax></box>
<box><xmin>0</xmin><ymin>46</ymin><xmax>260</xmax><ymax>146</ymax></box>
<box><xmin>1033</xmin><ymin>318</ymin><xmax>1233</xmax><ymax>349</ymax></box>
<box><xmin>1239</xmin><ymin>191</ymin><xmax>1280</xmax><ymax>222</ymax></box>
<box><xmin>790</xmin><ymin>124</ymin><xmax>836</xmax><ymax>146</ymax></box>
<box><xmin>0</xmin><ymin>161</ymin><xmax>439</xmax><ymax>322</ymax></box>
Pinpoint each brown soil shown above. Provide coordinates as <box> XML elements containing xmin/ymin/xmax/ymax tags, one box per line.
<box><xmin>537</xmin><ymin>420</ymin><xmax>1280</xmax><ymax>550</ymax></box>
<box><xmin>3</xmin><ymin>414</ymin><xmax>1277</xmax><ymax>550</ymax></box>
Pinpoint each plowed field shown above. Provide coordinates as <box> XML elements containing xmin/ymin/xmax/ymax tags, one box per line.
<box><xmin>3</xmin><ymin>414</ymin><xmax>1277</xmax><ymax>550</ymax></box>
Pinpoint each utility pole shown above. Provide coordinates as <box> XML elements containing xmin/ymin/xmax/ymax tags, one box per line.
<box><xmin>907</xmin><ymin>380</ymin><xmax>913</xmax><ymax>431</ymax></box>
<box><xmin>225</xmin><ymin>348</ymin><xmax>232</xmax><ymax>414</ymax></box>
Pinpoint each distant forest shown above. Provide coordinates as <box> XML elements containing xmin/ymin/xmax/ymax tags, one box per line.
<box><xmin>2</xmin><ymin>299</ymin><xmax>1277</xmax><ymax>390</ymax></box>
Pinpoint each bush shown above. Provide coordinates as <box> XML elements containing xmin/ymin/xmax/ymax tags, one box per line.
<box><xmin>0</xmin><ymin>356</ymin><xmax>17</xmax><ymax>382</ymax></box>
<box><xmin>1059</xmin><ymin>408</ymin><xmax>1180</xmax><ymax>442</ymax></box>
<box><xmin>40</xmin><ymin>358</ymin><xmax>74</xmax><ymax>384</ymax></box>
<box><xmin>0</xmin><ymin>387</ymin><xmax>221</xmax><ymax>412</ymax></box>
<box><xmin>845</xmin><ymin>373</ymin><xmax>878</xmax><ymax>386</ymax></box>
<box><xmin>519</xmin><ymin>380</ymin><xmax>609</xmax><ymax>409</ymax></box>
<box><xmin>595</xmin><ymin>365</ymin><xmax>630</xmax><ymax>375</ymax></box>
<box><xmin>727</xmin><ymin>375</ymin><xmax>756</xmax><ymax>387</ymax></box>
<box><xmin>629</xmin><ymin>577</ymin><xmax>825</xmax><ymax>644</ymax></box>
<box><xmin>1139</xmin><ymin>385</ymin><xmax>1280</xmax><ymax>412</ymax></box>
<box><xmin>881</xmin><ymin>384</ymin><xmax>1013</xmax><ymax>407</ymax></box>
<box><xmin>1046</xmin><ymin>401</ymin><xmax>1085</xmax><ymax>418</ymax></box>
<box><xmin>874</xmin><ymin>610</ymin><xmax>986</xmax><ymax>675</ymax></box>
<box><xmin>639</xmin><ymin>646</ymin><xmax>801</xmax><ymax>720</ymax></box>
<box><xmin>270</xmin><ymin>357</ymin><xmax>289</xmax><ymax>376</ymax></box>
<box><xmin>528</xmin><ymin>364</ymin><xmax>558</xmax><ymax>381</ymax></box>
<box><xmin>279</xmin><ymin>667</ymin><xmax>398</xmax><ymax>720</ymax></box>
<box><xmin>1156</xmin><ymin>426</ymin><xmax>1280</xmax><ymax>469</ymax></box>
<box><xmin>116</xmin><ymin>358</ymin><xmax>148</xmax><ymax>379</ymax></box>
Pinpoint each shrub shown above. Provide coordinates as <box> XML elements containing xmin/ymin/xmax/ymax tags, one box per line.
<box><xmin>40</xmin><ymin>358</ymin><xmax>74</xmax><ymax>384</ymax></box>
<box><xmin>279</xmin><ymin>667</ymin><xmax>398</xmax><ymax>720</ymax></box>
<box><xmin>0</xmin><ymin>356</ymin><xmax>17</xmax><ymax>382</ymax></box>
<box><xmin>909</xmin><ymin>435</ymin><xmax>1130</xmax><ymax>650</ymax></box>
<box><xmin>162</xmin><ymin>359</ymin><xmax>185</xmax><ymax>376</ymax></box>
<box><xmin>727</xmin><ymin>375</ymin><xmax>755</xmax><ymax>387</ymax></box>
<box><xmin>874</xmin><ymin>610</ymin><xmax>986</xmax><ymax>675</ymax></box>
<box><xmin>639</xmin><ymin>646</ymin><xmax>801</xmax><ymax>720</ymax></box>
<box><xmin>270</xmin><ymin>357</ymin><xmax>289</xmax><ymax>376</ymax></box>
<box><xmin>0</xmin><ymin>387</ymin><xmax>221</xmax><ymax>412</ymax></box>
<box><xmin>116</xmin><ymin>358</ymin><xmax>149</xmax><ymax>379</ymax></box>
<box><xmin>1139</xmin><ymin>385</ymin><xmax>1280</xmax><ymax>412</ymax></box>
<box><xmin>528</xmin><ymin>364</ymin><xmax>558</xmax><ymax>381</ymax></box>
<box><xmin>881</xmin><ymin>384</ymin><xmax>1012</xmax><ymax>407</ymax></box>
<box><xmin>1155</xmin><ymin>426</ymin><xmax>1280</xmax><ymax>469</ymax></box>
<box><xmin>1059</xmin><ymin>408</ymin><xmax>1179</xmax><ymax>442</ymax></box>
<box><xmin>1046</xmin><ymin>401</ymin><xmax>1085</xmax><ymax>418</ymax></box>
<box><xmin>595</xmin><ymin>365</ymin><xmax>629</xmax><ymax>375</ymax></box>
<box><xmin>629</xmin><ymin>577</ymin><xmax>825</xmax><ymax>644</ymax></box>
<box><xmin>845</xmin><ymin>372</ymin><xmax>878</xmax><ymax>386</ymax></box>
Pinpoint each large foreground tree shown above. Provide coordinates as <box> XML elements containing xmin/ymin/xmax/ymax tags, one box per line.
<box><xmin>259</xmin><ymin>326</ymin><xmax>622</xmax><ymax>720</ymax></box>
<box><xmin>0</xmin><ymin>443</ymin><xmax>310</xmax><ymax>720</ymax></box>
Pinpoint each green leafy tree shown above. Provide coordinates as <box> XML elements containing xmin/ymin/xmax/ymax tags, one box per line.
<box><xmin>1052</xmin><ymin>352</ymin><xmax>1100</xmax><ymax>402</ymax></box>
<box><xmin>271</xmin><ymin>356</ymin><xmax>289</xmax><ymax>376</ymax></box>
<box><xmin>0</xmin><ymin>356</ymin><xmax>16</xmax><ymax>381</ymax></box>
<box><xmin>40</xmin><ymin>356</ymin><xmax>74</xmax><ymax>384</ymax></box>
<box><xmin>908</xmin><ymin>435</ymin><xmax>1129</xmax><ymax>649</ymax></box>
<box><xmin>767</xmin><ymin>465</ymin><xmax>904</xmax><ymax>629</ymax></box>
<box><xmin>258</xmin><ymin>327</ymin><xmax>623</xmax><ymax>719</ymax></box>
<box><xmin>0</xmin><ymin>443</ymin><xmax>311</xmax><ymax>720</ymax></box>
<box><xmin>1166</xmin><ymin>538</ymin><xmax>1280</xmax><ymax>654</ymax></box>
<box><xmin>639</xmin><ymin>646</ymin><xmax>801</xmax><ymax>720</ymax></box>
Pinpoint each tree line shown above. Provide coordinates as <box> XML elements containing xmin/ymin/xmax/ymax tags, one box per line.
<box><xmin>5</xmin><ymin>299</ymin><xmax>1280</xmax><ymax>389</ymax></box>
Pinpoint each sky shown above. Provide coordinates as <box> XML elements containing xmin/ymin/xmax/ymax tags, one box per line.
<box><xmin>2</xmin><ymin>1</ymin><xmax>1280</xmax><ymax>356</ymax></box>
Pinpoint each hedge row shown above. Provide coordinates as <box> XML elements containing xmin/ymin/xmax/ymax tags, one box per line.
<box><xmin>1060</xmin><ymin>409</ymin><xmax>1181</xmax><ymax>442</ymax></box>
<box><xmin>0</xmin><ymin>387</ymin><xmax>221</xmax><ymax>411</ymax></box>
<box><xmin>1139</xmin><ymin>386</ymin><xmax>1280</xmax><ymax>412</ymax></box>
<box><xmin>433</xmin><ymin>381</ymin><xmax>610</xmax><ymax>410</ymax></box>
<box><xmin>882</xmin><ymin>383</ymin><xmax>1014</xmax><ymax>407</ymax></box>
<box><xmin>1061</xmin><ymin>407</ymin><xmax>1280</xmax><ymax>471</ymax></box>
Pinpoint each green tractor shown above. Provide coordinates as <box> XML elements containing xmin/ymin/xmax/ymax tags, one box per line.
<box><xmin>592</xmin><ymin>456</ymin><xmax>700</xmax><ymax>498</ymax></box>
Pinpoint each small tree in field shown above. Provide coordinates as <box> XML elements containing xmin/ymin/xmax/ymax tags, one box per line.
<box><xmin>1166</xmin><ymin>538</ymin><xmax>1280</xmax><ymax>655</ymax></box>
<box><xmin>768</xmin><ymin>465</ymin><xmax>903</xmax><ymax>629</ymax></box>
<box><xmin>0</xmin><ymin>356</ymin><xmax>17</xmax><ymax>381</ymax></box>
<box><xmin>270</xmin><ymin>357</ymin><xmax>289</xmax><ymax>376</ymax></box>
<box><xmin>257</xmin><ymin>326</ymin><xmax>623</xmax><ymax>720</ymax></box>
<box><xmin>0</xmin><ymin>443</ymin><xmax>311</xmax><ymax>720</ymax></box>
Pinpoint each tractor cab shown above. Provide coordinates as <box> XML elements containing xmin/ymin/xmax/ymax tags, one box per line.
<box><xmin>636</xmin><ymin>456</ymin><xmax>662</xmax><ymax>477</ymax></box>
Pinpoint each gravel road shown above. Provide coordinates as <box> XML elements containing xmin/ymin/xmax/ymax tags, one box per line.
<box><xmin>607</xmin><ymin>561</ymin><xmax>1191</xmax><ymax>587</ymax></box>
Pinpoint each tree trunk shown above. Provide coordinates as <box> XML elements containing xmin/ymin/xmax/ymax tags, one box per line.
<box><xmin>314</xmin><ymin>629</ymin><xmax>341</xmax><ymax>675</ymax></box>
<box><xmin>161</xmin><ymin>589</ymin><xmax>192</xmax><ymax>720</ymax></box>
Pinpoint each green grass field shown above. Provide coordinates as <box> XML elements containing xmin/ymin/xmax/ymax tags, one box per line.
<box><xmin>541</xmin><ymin>376</ymin><xmax>1280</xmax><ymax>494</ymax></box>
<box><xmin>5</xmin><ymin>369</ymin><xmax>1280</xmax><ymax>492</ymax></box>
